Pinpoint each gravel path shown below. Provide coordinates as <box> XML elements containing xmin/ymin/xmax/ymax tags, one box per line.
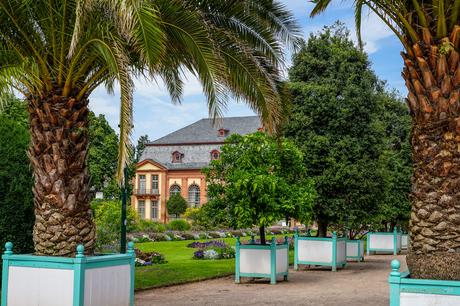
<box><xmin>136</xmin><ymin>253</ymin><xmax>406</xmax><ymax>306</ymax></box>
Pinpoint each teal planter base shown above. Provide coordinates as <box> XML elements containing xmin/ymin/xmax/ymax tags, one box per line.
<box><xmin>346</xmin><ymin>240</ymin><xmax>364</xmax><ymax>262</ymax></box>
<box><xmin>235</xmin><ymin>237</ymin><xmax>289</xmax><ymax>285</ymax></box>
<box><xmin>294</xmin><ymin>231</ymin><xmax>347</xmax><ymax>272</ymax></box>
<box><xmin>389</xmin><ymin>259</ymin><xmax>460</xmax><ymax>306</ymax></box>
<box><xmin>1</xmin><ymin>242</ymin><xmax>135</xmax><ymax>306</ymax></box>
<box><xmin>367</xmin><ymin>228</ymin><xmax>402</xmax><ymax>256</ymax></box>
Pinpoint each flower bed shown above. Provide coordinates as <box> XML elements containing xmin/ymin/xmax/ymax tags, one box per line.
<box><xmin>134</xmin><ymin>249</ymin><xmax>167</xmax><ymax>266</ymax></box>
<box><xmin>189</xmin><ymin>240</ymin><xmax>235</xmax><ymax>260</ymax></box>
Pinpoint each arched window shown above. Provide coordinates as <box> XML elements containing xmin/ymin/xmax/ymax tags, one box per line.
<box><xmin>188</xmin><ymin>184</ymin><xmax>200</xmax><ymax>207</ymax></box>
<box><xmin>169</xmin><ymin>184</ymin><xmax>181</xmax><ymax>196</ymax></box>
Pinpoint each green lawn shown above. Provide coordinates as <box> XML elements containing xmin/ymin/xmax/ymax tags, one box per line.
<box><xmin>135</xmin><ymin>236</ymin><xmax>294</xmax><ymax>290</ymax></box>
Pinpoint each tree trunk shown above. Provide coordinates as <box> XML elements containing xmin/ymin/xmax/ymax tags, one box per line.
<box><xmin>317</xmin><ymin>218</ymin><xmax>328</xmax><ymax>237</ymax></box>
<box><xmin>403</xmin><ymin>29</ymin><xmax>460</xmax><ymax>280</ymax></box>
<box><xmin>259</xmin><ymin>225</ymin><xmax>266</xmax><ymax>245</ymax></box>
<box><xmin>29</xmin><ymin>93</ymin><xmax>96</xmax><ymax>256</ymax></box>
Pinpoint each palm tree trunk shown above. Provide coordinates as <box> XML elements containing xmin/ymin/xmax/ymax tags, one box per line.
<box><xmin>28</xmin><ymin>93</ymin><xmax>95</xmax><ymax>256</ymax></box>
<box><xmin>403</xmin><ymin>30</ymin><xmax>460</xmax><ymax>280</ymax></box>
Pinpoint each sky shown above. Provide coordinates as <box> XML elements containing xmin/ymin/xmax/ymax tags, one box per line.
<box><xmin>89</xmin><ymin>0</ymin><xmax>406</xmax><ymax>142</ymax></box>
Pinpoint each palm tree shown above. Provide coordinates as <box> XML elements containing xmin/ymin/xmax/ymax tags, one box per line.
<box><xmin>310</xmin><ymin>1</ymin><xmax>460</xmax><ymax>280</ymax></box>
<box><xmin>0</xmin><ymin>0</ymin><xmax>300</xmax><ymax>256</ymax></box>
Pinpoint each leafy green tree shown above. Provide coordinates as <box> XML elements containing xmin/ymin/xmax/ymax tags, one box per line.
<box><xmin>203</xmin><ymin>132</ymin><xmax>315</xmax><ymax>244</ymax></box>
<box><xmin>374</xmin><ymin>92</ymin><xmax>412</xmax><ymax>232</ymax></box>
<box><xmin>91</xmin><ymin>199</ymin><xmax>138</xmax><ymax>252</ymax></box>
<box><xmin>0</xmin><ymin>0</ymin><xmax>300</xmax><ymax>255</ymax></box>
<box><xmin>166</xmin><ymin>194</ymin><xmax>188</xmax><ymax>219</ymax></box>
<box><xmin>88</xmin><ymin>112</ymin><xmax>119</xmax><ymax>195</ymax></box>
<box><xmin>284</xmin><ymin>23</ymin><xmax>388</xmax><ymax>237</ymax></box>
<box><xmin>0</xmin><ymin>112</ymin><xmax>34</xmax><ymax>255</ymax></box>
<box><xmin>311</xmin><ymin>0</ymin><xmax>460</xmax><ymax>281</ymax></box>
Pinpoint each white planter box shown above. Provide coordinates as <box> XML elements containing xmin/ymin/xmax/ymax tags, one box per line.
<box><xmin>346</xmin><ymin>240</ymin><xmax>364</xmax><ymax>261</ymax></box>
<box><xmin>294</xmin><ymin>232</ymin><xmax>347</xmax><ymax>271</ymax></box>
<box><xmin>235</xmin><ymin>237</ymin><xmax>289</xmax><ymax>284</ymax></box>
<box><xmin>401</xmin><ymin>234</ymin><xmax>409</xmax><ymax>250</ymax></box>
<box><xmin>389</xmin><ymin>259</ymin><xmax>460</xmax><ymax>306</ymax></box>
<box><xmin>1</xmin><ymin>242</ymin><xmax>135</xmax><ymax>306</ymax></box>
<box><xmin>367</xmin><ymin>229</ymin><xmax>401</xmax><ymax>255</ymax></box>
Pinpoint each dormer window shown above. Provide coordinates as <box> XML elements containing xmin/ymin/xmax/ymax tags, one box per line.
<box><xmin>218</xmin><ymin>128</ymin><xmax>229</xmax><ymax>137</ymax></box>
<box><xmin>210</xmin><ymin>150</ymin><xmax>220</xmax><ymax>160</ymax></box>
<box><xmin>172</xmin><ymin>151</ymin><xmax>183</xmax><ymax>163</ymax></box>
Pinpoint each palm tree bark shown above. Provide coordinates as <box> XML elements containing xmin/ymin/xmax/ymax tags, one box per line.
<box><xmin>404</xmin><ymin>29</ymin><xmax>460</xmax><ymax>280</ymax></box>
<box><xmin>29</xmin><ymin>92</ymin><xmax>95</xmax><ymax>256</ymax></box>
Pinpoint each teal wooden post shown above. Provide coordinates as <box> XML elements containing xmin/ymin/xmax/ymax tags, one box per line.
<box><xmin>127</xmin><ymin>241</ymin><xmax>135</xmax><ymax>306</ymax></box>
<box><xmin>235</xmin><ymin>237</ymin><xmax>241</xmax><ymax>283</ymax></box>
<box><xmin>294</xmin><ymin>230</ymin><xmax>299</xmax><ymax>270</ymax></box>
<box><xmin>270</xmin><ymin>237</ymin><xmax>277</xmax><ymax>285</ymax></box>
<box><xmin>73</xmin><ymin>245</ymin><xmax>86</xmax><ymax>306</ymax></box>
<box><xmin>388</xmin><ymin>259</ymin><xmax>401</xmax><ymax>306</ymax></box>
<box><xmin>332</xmin><ymin>232</ymin><xmax>337</xmax><ymax>272</ymax></box>
<box><xmin>284</xmin><ymin>236</ymin><xmax>289</xmax><ymax>281</ymax></box>
<box><xmin>1</xmin><ymin>242</ymin><xmax>13</xmax><ymax>306</ymax></box>
<box><xmin>393</xmin><ymin>227</ymin><xmax>398</xmax><ymax>256</ymax></box>
<box><xmin>367</xmin><ymin>233</ymin><xmax>370</xmax><ymax>256</ymax></box>
<box><xmin>358</xmin><ymin>240</ymin><xmax>362</xmax><ymax>262</ymax></box>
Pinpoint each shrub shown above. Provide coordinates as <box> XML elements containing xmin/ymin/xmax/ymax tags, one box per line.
<box><xmin>184</xmin><ymin>207</ymin><xmax>213</xmax><ymax>229</ymax></box>
<box><xmin>208</xmin><ymin>232</ymin><xmax>223</xmax><ymax>238</ymax></box>
<box><xmin>167</xmin><ymin>219</ymin><xmax>191</xmax><ymax>231</ymax></box>
<box><xmin>92</xmin><ymin>200</ymin><xmax>138</xmax><ymax>251</ymax></box>
<box><xmin>136</xmin><ymin>220</ymin><xmax>166</xmax><ymax>233</ymax></box>
<box><xmin>0</xmin><ymin>115</ymin><xmax>34</xmax><ymax>256</ymax></box>
<box><xmin>166</xmin><ymin>194</ymin><xmax>188</xmax><ymax>218</ymax></box>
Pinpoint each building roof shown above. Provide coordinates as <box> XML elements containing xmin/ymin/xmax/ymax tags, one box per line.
<box><xmin>150</xmin><ymin>116</ymin><xmax>261</xmax><ymax>145</ymax></box>
<box><xmin>139</xmin><ymin>116</ymin><xmax>261</xmax><ymax>170</ymax></box>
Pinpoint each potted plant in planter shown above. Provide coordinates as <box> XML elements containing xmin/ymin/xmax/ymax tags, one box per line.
<box><xmin>310</xmin><ymin>1</ymin><xmax>460</xmax><ymax>304</ymax></box>
<box><xmin>0</xmin><ymin>1</ymin><xmax>301</xmax><ymax>304</ymax></box>
<box><xmin>203</xmin><ymin>132</ymin><xmax>316</xmax><ymax>284</ymax></box>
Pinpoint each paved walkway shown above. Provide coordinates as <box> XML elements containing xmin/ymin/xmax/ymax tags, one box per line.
<box><xmin>136</xmin><ymin>254</ymin><xmax>406</xmax><ymax>306</ymax></box>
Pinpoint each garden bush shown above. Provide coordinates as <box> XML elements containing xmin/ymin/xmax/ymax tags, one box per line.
<box><xmin>0</xmin><ymin>115</ymin><xmax>34</xmax><ymax>256</ymax></box>
<box><xmin>166</xmin><ymin>194</ymin><xmax>187</xmax><ymax>218</ymax></box>
<box><xmin>92</xmin><ymin>200</ymin><xmax>138</xmax><ymax>251</ymax></box>
<box><xmin>167</xmin><ymin>219</ymin><xmax>191</xmax><ymax>231</ymax></box>
<box><xmin>184</xmin><ymin>207</ymin><xmax>214</xmax><ymax>230</ymax></box>
<box><xmin>136</xmin><ymin>219</ymin><xmax>166</xmax><ymax>233</ymax></box>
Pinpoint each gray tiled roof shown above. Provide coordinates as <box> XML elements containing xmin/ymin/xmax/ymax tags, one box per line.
<box><xmin>140</xmin><ymin>116</ymin><xmax>261</xmax><ymax>170</ymax></box>
<box><xmin>150</xmin><ymin>116</ymin><xmax>261</xmax><ymax>144</ymax></box>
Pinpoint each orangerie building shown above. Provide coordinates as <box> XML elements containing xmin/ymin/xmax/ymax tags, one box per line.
<box><xmin>131</xmin><ymin>116</ymin><xmax>262</xmax><ymax>223</ymax></box>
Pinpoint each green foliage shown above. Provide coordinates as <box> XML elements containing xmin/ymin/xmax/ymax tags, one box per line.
<box><xmin>203</xmin><ymin>132</ymin><xmax>316</xmax><ymax>243</ymax></box>
<box><xmin>92</xmin><ymin>200</ymin><xmax>138</xmax><ymax>251</ymax></box>
<box><xmin>184</xmin><ymin>207</ymin><xmax>214</xmax><ymax>230</ymax></box>
<box><xmin>0</xmin><ymin>94</ymin><xmax>28</xmax><ymax>128</ymax></box>
<box><xmin>136</xmin><ymin>220</ymin><xmax>166</xmax><ymax>233</ymax></box>
<box><xmin>284</xmin><ymin>23</ymin><xmax>411</xmax><ymax>237</ymax></box>
<box><xmin>88</xmin><ymin>112</ymin><xmax>119</xmax><ymax>196</ymax></box>
<box><xmin>167</xmin><ymin>220</ymin><xmax>191</xmax><ymax>231</ymax></box>
<box><xmin>0</xmin><ymin>111</ymin><xmax>34</xmax><ymax>255</ymax></box>
<box><xmin>166</xmin><ymin>194</ymin><xmax>188</xmax><ymax>218</ymax></box>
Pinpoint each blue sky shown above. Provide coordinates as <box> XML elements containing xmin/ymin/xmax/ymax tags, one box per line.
<box><xmin>90</xmin><ymin>0</ymin><xmax>406</xmax><ymax>142</ymax></box>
